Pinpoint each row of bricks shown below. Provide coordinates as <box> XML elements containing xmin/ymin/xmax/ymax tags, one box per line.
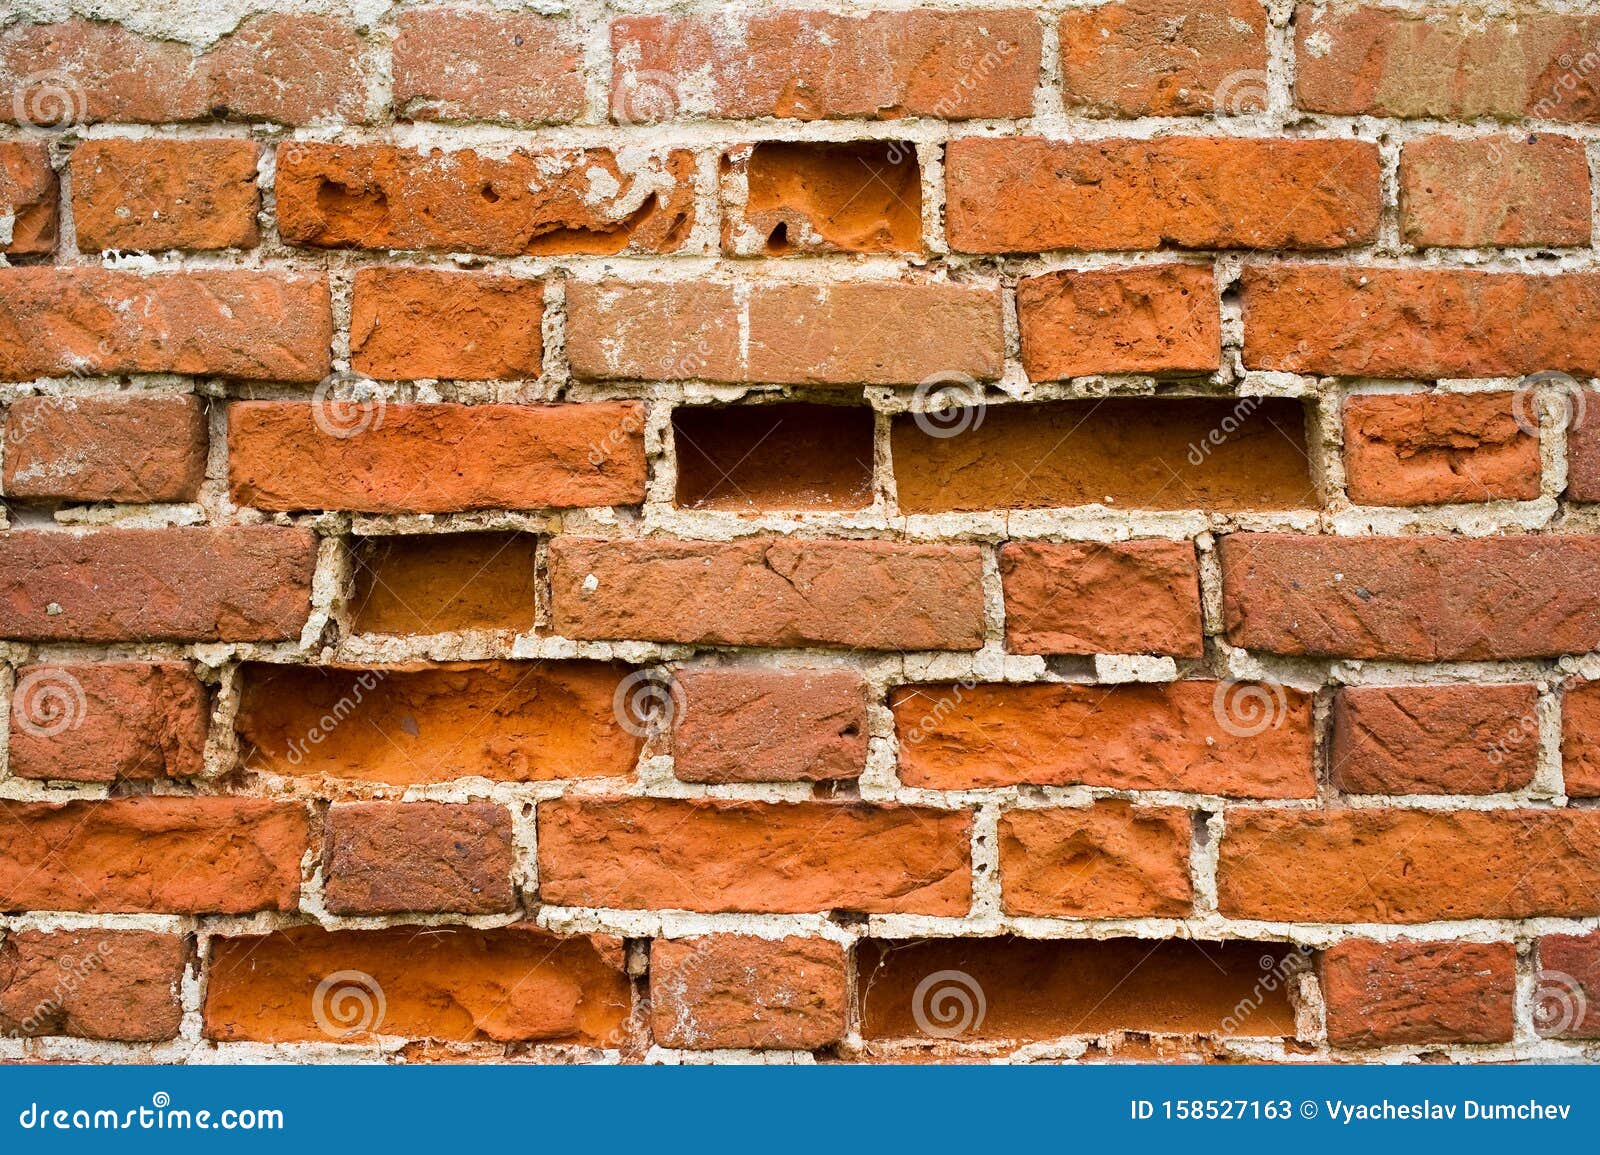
<box><xmin>19</xmin><ymin>658</ymin><xmax>1600</xmax><ymax>797</ymax></box>
<box><xmin>8</xmin><ymin>925</ymin><xmax>1598</xmax><ymax>1052</ymax></box>
<box><xmin>5</xmin><ymin>133</ymin><xmax>1590</xmax><ymax>257</ymax></box>
<box><xmin>6</xmin><ymin>6</ymin><xmax>1600</xmax><ymax>128</ymax></box>
<box><xmin>12</xmin><ymin>264</ymin><xmax>1600</xmax><ymax>385</ymax></box>
<box><xmin>3</xmin><ymin>527</ymin><xmax>1600</xmax><ymax>660</ymax></box>
<box><xmin>4</xmin><ymin>391</ymin><xmax>1587</xmax><ymax>511</ymax></box>
<box><xmin>6</xmin><ymin>792</ymin><xmax>1600</xmax><ymax>922</ymax></box>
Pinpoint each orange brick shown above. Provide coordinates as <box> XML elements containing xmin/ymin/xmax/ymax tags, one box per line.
<box><xmin>0</xmin><ymin>269</ymin><xmax>330</xmax><ymax>383</ymax></box>
<box><xmin>0</xmin><ymin>930</ymin><xmax>185</xmax><ymax>1041</ymax></box>
<box><xmin>228</xmin><ymin>402</ymin><xmax>645</xmax><ymax>514</ymax></box>
<box><xmin>1401</xmin><ymin>135</ymin><xmax>1592</xmax><ymax>248</ymax></box>
<box><xmin>277</xmin><ymin>143</ymin><xmax>694</xmax><ymax>255</ymax></box>
<box><xmin>4</xmin><ymin>394</ymin><xmax>207</xmax><ymax>504</ymax></box>
<box><xmin>350</xmin><ymin>269</ymin><xmax>543</xmax><ymax>381</ymax></box>
<box><xmin>1000</xmin><ymin>540</ymin><xmax>1203</xmax><ymax>657</ymax></box>
<box><xmin>0</xmin><ymin>141</ymin><xmax>56</xmax><ymax>254</ymax></box>
<box><xmin>1342</xmin><ymin>392</ymin><xmax>1540</xmax><ymax>506</ymax></box>
<box><xmin>1322</xmin><ymin>940</ymin><xmax>1516</xmax><ymax>1047</ymax></box>
<box><xmin>538</xmin><ymin>797</ymin><xmax>972</xmax><ymax>914</ymax></box>
<box><xmin>671</xmin><ymin>667</ymin><xmax>868</xmax><ymax>784</ymax></box>
<box><xmin>393</xmin><ymin>8</ymin><xmax>585</xmax><ymax>125</ymax></box>
<box><xmin>1243</xmin><ymin>267</ymin><xmax>1600</xmax><ymax>379</ymax></box>
<box><xmin>610</xmin><ymin>10</ymin><xmax>1040</xmax><ymax>121</ymax></box>
<box><xmin>1332</xmin><ymin>684</ymin><xmax>1541</xmax><ymax>795</ymax></box>
<box><xmin>999</xmin><ymin>802</ymin><xmax>1192</xmax><ymax>917</ymax></box>
<box><xmin>892</xmin><ymin>681</ymin><xmax>1315</xmax><ymax>797</ymax></box>
<box><xmin>650</xmin><ymin>937</ymin><xmax>848</xmax><ymax>1050</ymax></box>
<box><xmin>946</xmin><ymin>137</ymin><xmax>1380</xmax><ymax>253</ymax></box>
<box><xmin>566</xmin><ymin>279</ymin><xmax>1004</xmax><ymax>385</ymax></box>
<box><xmin>1018</xmin><ymin>265</ymin><xmax>1220</xmax><ymax>379</ymax></box>
<box><xmin>71</xmin><ymin>139</ymin><xmax>259</xmax><ymax>251</ymax></box>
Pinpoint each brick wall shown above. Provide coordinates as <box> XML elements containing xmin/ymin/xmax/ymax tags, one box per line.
<box><xmin>1</xmin><ymin>0</ymin><xmax>1600</xmax><ymax>1063</ymax></box>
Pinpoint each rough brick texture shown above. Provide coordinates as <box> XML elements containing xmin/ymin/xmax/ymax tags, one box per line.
<box><xmin>10</xmin><ymin>2</ymin><xmax>1600</xmax><ymax>1067</ymax></box>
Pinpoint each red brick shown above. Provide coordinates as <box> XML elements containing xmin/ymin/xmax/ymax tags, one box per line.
<box><xmin>277</xmin><ymin>144</ymin><xmax>694</xmax><ymax>255</ymax></box>
<box><xmin>999</xmin><ymin>802</ymin><xmax>1192</xmax><ymax>918</ymax></box>
<box><xmin>565</xmin><ymin>279</ymin><xmax>1004</xmax><ymax>385</ymax></box>
<box><xmin>1295</xmin><ymin>5</ymin><xmax>1600</xmax><ymax>122</ymax></box>
<box><xmin>650</xmin><ymin>936</ymin><xmax>848</xmax><ymax>1050</ymax></box>
<box><xmin>1000</xmin><ymin>540</ymin><xmax>1202</xmax><ymax>657</ymax></box>
<box><xmin>1568</xmin><ymin>390</ymin><xmax>1600</xmax><ymax>502</ymax></box>
<box><xmin>1321</xmin><ymin>940</ymin><xmax>1516</xmax><ymax>1047</ymax></box>
<box><xmin>393</xmin><ymin>8</ymin><xmax>585</xmax><ymax>125</ymax></box>
<box><xmin>1536</xmin><ymin>932</ymin><xmax>1600</xmax><ymax>1038</ymax></box>
<box><xmin>671</xmin><ymin>667</ymin><xmax>868</xmax><ymax>784</ymax></box>
<box><xmin>0</xmin><ymin>527</ymin><xmax>315</xmax><ymax>643</ymax></box>
<box><xmin>890</xmin><ymin>397</ymin><xmax>1316</xmax><ymax>514</ymax></box>
<box><xmin>549</xmin><ymin>536</ymin><xmax>985</xmax><ymax>651</ymax></box>
<box><xmin>1220</xmin><ymin>533</ymin><xmax>1600</xmax><ymax>660</ymax></box>
<box><xmin>235</xmin><ymin>661</ymin><xmax>639</xmax><ymax>787</ymax></box>
<box><xmin>0</xmin><ymin>268</ymin><xmax>331</xmax><ymax>383</ymax></box>
<box><xmin>537</xmin><ymin>797</ymin><xmax>972</xmax><ymax>915</ymax></box>
<box><xmin>893</xmin><ymin>681</ymin><xmax>1315</xmax><ymax>797</ymax></box>
<box><xmin>725</xmin><ymin>141</ymin><xmax>922</xmax><ymax>255</ymax></box>
<box><xmin>1332</xmin><ymin>684</ymin><xmax>1541</xmax><ymax>795</ymax></box>
<box><xmin>350</xmin><ymin>269</ymin><xmax>543</xmax><ymax>380</ymax></box>
<box><xmin>323</xmin><ymin>802</ymin><xmax>515</xmax><ymax>915</ymax></box>
<box><xmin>70</xmin><ymin>139</ymin><xmax>259</xmax><ymax>251</ymax></box>
<box><xmin>205</xmin><ymin>925</ymin><xmax>629</xmax><ymax>1044</ymax></box>
<box><xmin>1342</xmin><ymin>392</ymin><xmax>1540</xmax><ymax>506</ymax></box>
<box><xmin>228</xmin><ymin>402</ymin><xmax>645</xmax><ymax>514</ymax></box>
<box><xmin>1059</xmin><ymin>0</ymin><xmax>1268</xmax><ymax>116</ymax></box>
<box><xmin>1400</xmin><ymin>135</ymin><xmax>1592</xmax><ymax>248</ymax></box>
<box><xmin>0</xmin><ymin>930</ymin><xmax>184</xmax><ymax>1041</ymax></box>
<box><xmin>946</xmin><ymin>137</ymin><xmax>1380</xmax><ymax>253</ymax></box>
<box><xmin>0</xmin><ymin>16</ymin><xmax>366</xmax><ymax>126</ymax></box>
<box><xmin>1219</xmin><ymin>808</ymin><xmax>1600</xmax><ymax>922</ymax></box>
<box><xmin>1017</xmin><ymin>265</ymin><xmax>1220</xmax><ymax>379</ymax></box>
<box><xmin>0</xmin><ymin>797</ymin><xmax>307</xmax><ymax>914</ymax></box>
<box><xmin>1561</xmin><ymin>679</ymin><xmax>1600</xmax><ymax>798</ymax></box>
<box><xmin>4</xmin><ymin>394</ymin><xmax>207</xmax><ymax>503</ymax></box>
<box><xmin>610</xmin><ymin>11</ymin><xmax>1040</xmax><ymax>121</ymax></box>
<box><xmin>0</xmin><ymin>142</ymin><xmax>56</xmax><ymax>254</ymax></box>
<box><xmin>1242</xmin><ymin>267</ymin><xmax>1600</xmax><ymax>378</ymax></box>
<box><xmin>9</xmin><ymin>661</ymin><xmax>209</xmax><ymax>783</ymax></box>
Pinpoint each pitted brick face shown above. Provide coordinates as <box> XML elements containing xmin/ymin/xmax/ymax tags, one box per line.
<box><xmin>6</xmin><ymin>1</ymin><xmax>1600</xmax><ymax>1067</ymax></box>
